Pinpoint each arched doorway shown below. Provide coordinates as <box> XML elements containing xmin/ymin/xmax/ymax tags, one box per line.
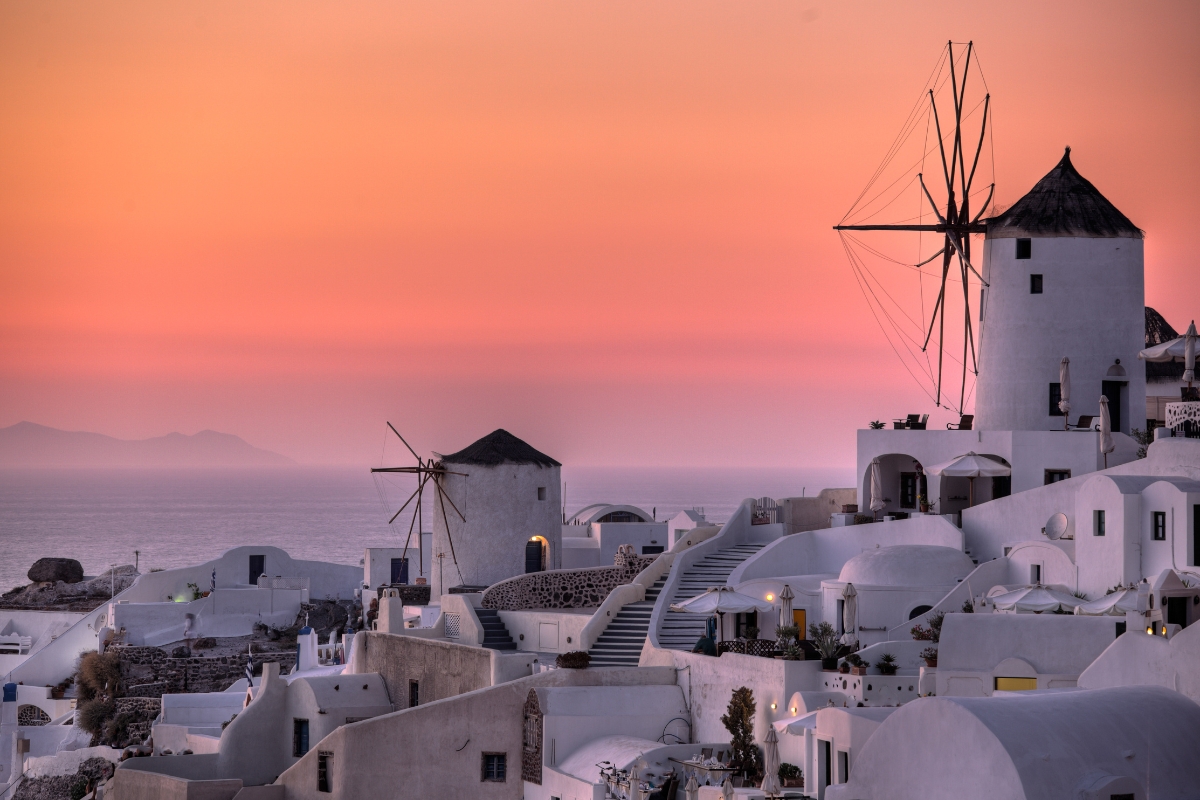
<box><xmin>525</xmin><ymin>537</ymin><xmax>548</xmax><ymax>573</ymax></box>
<box><xmin>909</xmin><ymin>605</ymin><xmax>933</xmax><ymax>620</ymax></box>
<box><xmin>862</xmin><ymin>454</ymin><xmax>926</xmax><ymax>517</ymax></box>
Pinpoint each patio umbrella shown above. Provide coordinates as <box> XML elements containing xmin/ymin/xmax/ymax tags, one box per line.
<box><xmin>721</xmin><ymin>775</ymin><xmax>734</xmax><ymax>800</ymax></box>
<box><xmin>1187</xmin><ymin>321</ymin><xmax>1197</xmax><ymax>385</ymax></box>
<box><xmin>1059</xmin><ymin>357</ymin><xmax>1071</xmax><ymax>429</ymax></box>
<box><xmin>671</xmin><ymin>587</ymin><xmax>775</xmax><ymax>643</ymax></box>
<box><xmin>869</xmin><ymin>459</ymin><xmax>885</xmax><ymax>514</ymax></box>
<box><xmin>760</xmin><ymin>727</ymin><xmax>783</xmax><ymax>798</ymax></box>
<box><xmin>991</xmin><ymin>585</ymin><xmax>1079</xmax><ymax>613</ymax></box>
<box><xmin>1099</xmin><ymin>396</ymin><xmax>1115</xmax><ymax>467</ymax></box>
<box><xmin>1074</xmin><ymin>588</ymin><xmax>1139</xmax><ymax>616</ymax></box>
<box><xmin>684</xmin><ymin>772</ymin><xmax>699</xmax><ymax>800</ymax></box>
<box><xmin>841</xmin><ymin>583</ymin><xmax>858</xmax><ymax>646</ymax></box>
<box><xmin>1140</xmin><ymin>320</ymin><xmax>1198</xmax><ymax>386</ymax></box>
<box><xmin>779</xmin><ymin>584</ymin><xmax>795</xmax><ymax>632</ymax></box>
<box><xmin>926</xmin><ymin>452</ymin><xmax>1011</xmax><ymax>507</ymax></box>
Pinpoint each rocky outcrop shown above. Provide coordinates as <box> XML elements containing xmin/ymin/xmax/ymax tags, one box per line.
<box><xmin>27</xmin><ymin>558</ymin><xmax>84</xmax><ymax>585</ymax></box>
<box><xmin>1</xmin><ymin>565</ymin><xmax>138</xmax><ymax>612</ymax></box>
<box><xmin>12</xmin><ymin>756</ymin><xmax>114</xmax><ymax>800</ymax></box>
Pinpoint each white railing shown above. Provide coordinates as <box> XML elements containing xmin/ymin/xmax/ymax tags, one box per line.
<box><xmin>1166</xmin><ymin>401</ymin><xmax>1200</xmax><ymax>436</ymax></box>
<box><xmin>256</xmin><ymin>576</ymin><xmax>310</xmax><ymax>591</ymax></box>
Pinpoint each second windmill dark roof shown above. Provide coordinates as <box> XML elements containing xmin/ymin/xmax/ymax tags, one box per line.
<box><xmin>988</xmin><ymin>148</ymin><xmax>1142</xmax><ymax>239</ymax></box>
<box><xmin>438</xmin><ymin>429</ymin><xmax>561</xmax><ymax>468</ymax></box>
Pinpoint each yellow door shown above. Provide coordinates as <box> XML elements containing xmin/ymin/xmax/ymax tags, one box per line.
<box><xmin>793</xmin><ymin>609</ymin><xmax>807</xmax><ymax>638</ymax></box>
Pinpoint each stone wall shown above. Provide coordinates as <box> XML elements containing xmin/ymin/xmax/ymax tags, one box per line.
<box><xmin>356</xmin><ymin>633</ymin><xmax>493</xmax><ymax>708</ymax></box>
<box><xmin>373</xmin><ymin>585</ymin><xmax>431</xmax><ymax>605</ymax></box>
<box><xmin>110</xmin><ymin>645</ymin><xmax>293</xmax><ymax>697</ymax></box>
<box><xmin>115</xmin><ymin>697</ymin><xmax>161</xmax><ymax>744</ymax></box>
<box><xmin>481</xmin><ymin>550</ymin><xmax>657</xmax><ymax>610</ymax></box>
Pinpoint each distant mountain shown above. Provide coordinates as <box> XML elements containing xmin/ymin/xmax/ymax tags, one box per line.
<box><xmin>0</xmin><ymin>422</ymin><xmax>295</xmax><ymax>467</ymax></box>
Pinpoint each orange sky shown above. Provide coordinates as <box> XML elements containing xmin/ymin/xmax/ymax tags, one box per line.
<box><xmin>1</xmin><ymin>0</ymin><xmax>1198</xmax><ymax>466</ymax></box>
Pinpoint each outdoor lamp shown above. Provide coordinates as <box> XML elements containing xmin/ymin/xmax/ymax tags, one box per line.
<box><xmin>766</xmin><ymin>593</ymin><xmax>774</xmax><ymax>602</ymax></box>
<box><xmin>1146</xmin><ymin>626</ymin><xmax>1154</xmax><ymax>635</ymax></box>
<box><xmin>770</xmin><ymin>702</ymin><xmax>777</xmax><ymax>710</ymax></box>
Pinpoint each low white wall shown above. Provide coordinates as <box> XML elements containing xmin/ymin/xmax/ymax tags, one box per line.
<box><xmin>113</xmin><ymin>588</ymin><xmax>302</xmax><ymax>646</ymax></box>
<box><xmin>498</xmin><ymin>610</ymin><xmax>591</xmax><ymax>654</ymax></box>
<box><xmin>439</xmin><ymin>594</ymin><xmax>485</xmax><ymax>648</ymax></box>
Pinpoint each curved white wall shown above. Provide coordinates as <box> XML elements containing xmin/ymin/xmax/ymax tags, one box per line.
<box><xmin>976</xmin><ymin>235</ymin><xmax>1144</xmax><ymax>433</ymax></box>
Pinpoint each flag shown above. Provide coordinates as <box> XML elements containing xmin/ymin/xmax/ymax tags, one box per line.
<box><xmin>245</xmin><ymin>645</ymin><xmax>254</xmax><ymax>688</ymax></box>
<box><xmin>210</xmin><ymin>568</ymin><xmax>217</xmax><ymax>593</ymax></box>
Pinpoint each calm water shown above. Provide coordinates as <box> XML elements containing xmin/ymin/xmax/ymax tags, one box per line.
<box><xmin>0</xmin><ymin>466</ymin><xmax>853</xmax><ymax>590</ymax></box>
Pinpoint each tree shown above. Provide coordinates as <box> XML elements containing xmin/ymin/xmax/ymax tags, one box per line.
<box><xmin>721</xmin><ymin>687</ymin><xmax>761</xmax><ymax>779</ymax></box>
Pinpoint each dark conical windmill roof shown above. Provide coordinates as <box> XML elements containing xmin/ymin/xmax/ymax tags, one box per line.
<box><xmin>438</xmin><ymin>429</ymin><xmax>560</xmax><ymax>468</ymax></box>
<box><xmin>988</xmin><ymin>148</ymin><xmax>1142</xmax><ymax>239</ymax></box>
<box><xmin>1145</xmin><ymin>306</ymin><xmax>1185</xmax><ymax>382</ymax></box>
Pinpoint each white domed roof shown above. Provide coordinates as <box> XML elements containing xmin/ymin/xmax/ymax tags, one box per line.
<box><xmin>838</xmin><ymin>545</ymin><xmax>974</xmax><ymax>587</ymax></box>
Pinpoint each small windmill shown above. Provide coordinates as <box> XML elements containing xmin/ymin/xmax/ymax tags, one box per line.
<box><xmin>370</xmin><ymin>423</ymin><xmax>468</xmax><ymax>585</ymax></box>
<box><xmin>835</xmin><ymin>40</ymin><xmax>994</xmax><ymax>412</ymax></box>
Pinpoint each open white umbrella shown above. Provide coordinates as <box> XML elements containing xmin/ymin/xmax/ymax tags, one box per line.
<box><xmin>1059</xmin><ymin>357</ymin><xmax>1071</xmax><ymax>429</ymax></box>
<box><xmin>991</xmin><ymin>585</ymin><xmax>1079</xmax><ymax>613</ymax></box>
<box><xmin>1141</xmin><ymin>321</ymin><xmax>1198</xmax><ymax>394</ymax></box>
<box><xmin>1074</xmin><ymin>588</ymin><xmax>1139</xmax><ymax>616</ymax></box>
<box><xmin>841</xmin><ymin>583</ymin><xmax>858</xmax><ymax>646</ymax></box>
<box><xmin>1099</xmin><ymin>396</ymin><xmax>1115</xmax><ymax>466</ymax></box>
<box><xmin>760</xmin><ymin>727</ymin><xmax>783</xmax><ymax>798</ymax></box>
<box><xmin>671</xmin><ymin>587</ymin><xmax>775</xmax><ymax>643</ymax></box>
<box><xmin>869</xmin><ymin>458</ymin><xmax>885</xmax><ymax>515</ymax></box>
<box><xmin>926</xmin><ymin>452</ymin><xmax>1011</xmax><ymax>506</ymax></box>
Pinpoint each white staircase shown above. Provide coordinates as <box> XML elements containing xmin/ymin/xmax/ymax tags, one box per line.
<box><xmin>657</xmin><ymin>544</ymin><xmax>765</xmax><ymax>651</ymax></box>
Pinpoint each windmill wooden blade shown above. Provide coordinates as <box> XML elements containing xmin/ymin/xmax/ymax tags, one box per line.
<box><xmin>386</xmin><ymin>421</ymin><xmax>422</xmax><ymax>463</ymax></box>
<box><xmin>387</xmin><ymin>473</ymin><xmax>429</xmax><ymax>525</ymax></box>
<box><xmin>432</xmin><ymin>474</ymin><xmax>467</xmax><ymax>523</ymax></box>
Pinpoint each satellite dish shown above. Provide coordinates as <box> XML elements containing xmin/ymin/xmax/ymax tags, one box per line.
<box><xmin>1044</xmin><ymin>513</ymin><xmax>1068</xmax><ymax>540</ymax></box>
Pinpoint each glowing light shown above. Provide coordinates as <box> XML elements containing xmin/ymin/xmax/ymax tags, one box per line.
<box><xmin>770</xmin><ymin>702</ymin><xmax>777</xmax><ymax>710</ymax></box>
<box><xmin>766</xmin><ymin>594</ymin><xmax>774</xmax><ymax>602</ymax></box>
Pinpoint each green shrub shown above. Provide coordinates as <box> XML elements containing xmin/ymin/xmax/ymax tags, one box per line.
<box><xmin>807</xmin><ymin>621</ymin><xmax>840</xmax><ymax>660</ymax></box>
<box><xmin>778</xmin><ymin>762</ymin><xmax>801</xmax><ymax>780</ymax></box>
<box><xmin>76</xmin><ymin>699</ymin><xmax>116</xmax><ymax>737</ymax></box>
<box><xmin>875</xmin><ymin>653</ymin><xmax>898</xmax><ymax>675</ymax></box>
<box><xmin>76</xmin><ymin>651</ymin><xmax>122</xmax><ymax>702</ymax></box>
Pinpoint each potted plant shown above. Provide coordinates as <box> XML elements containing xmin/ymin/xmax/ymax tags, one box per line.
<box><xmin>921</xmin><ymin>646</ymin><xmax>938</xmax><ymax>668</ymax></box>
<box><xmin>910</xmin><ymin>611</ymin><xmax>944</xmax><ymax>644</ymax></box>
<box><xmin>838</xmin><ymin>660</ymin><xmax>850</xmax><ymax>674</ymax></box>
<box><xmin>875</xmin><ymin>653</ymin><xmax>898</xmax><ymax>676</ymax></box>
<box><xmin>808</xmin><ymin>621</ymin><xmax>840</xmax><ymax>670</ymax></box>
<box><xmin>778</xmin><ymin>762</ymin><xmax>802</xmax><ymax>788</ymax></box>
<box><xmin>843</xmin><ymin>652</ymin><xmax>868</xmax><ymax>676</ymax></box>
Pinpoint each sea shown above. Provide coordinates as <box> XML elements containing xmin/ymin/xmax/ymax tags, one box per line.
<box><xmin>0</xmin><ymin>466</ymin><xmax>854</xmax><ymax>591</ymax></box>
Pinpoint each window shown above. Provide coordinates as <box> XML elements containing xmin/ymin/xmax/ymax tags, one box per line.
<box><xmin>408</xmin><ymin>680</ymin><xmax>419</xmax><ymax>708</ymax></box>
<box><xmin>1016</xmin><ymin>238</ymin><xmax>1031</xmax><ymax>259</ymax></box>
<box><xmin>1152</xmin><ymin>511</ymin><xmax>1166</xmax><ymax>541</ymax></box>
<box><xmin>537</xmin><ymin>487</ymin><xmax>546</xmax><ymax>501</ymax></box>
<box><xmin>1049</xmin><ymin>383</ymin><xmax>1064</xmax><ymax>416</ymax></box>
<box><xmin>317</xmin><ymin>751</ymin><xmax>332</xmax><ymax>793</ymax></box>
<box><xmin>908</xmin><ymin>605</ymin><xmax>932</xmax><ymax>620</ymax></box>
<box><xmin>994</xmin><ymin>677</ymin><xmax>1037</xmax><ymax>692</ymax></box>
<box><xmin>293</xmin><ymin>719</ymin><xmax>310</xmax><ymax>757</ymax></box>
<box><xmin>482</xmin><ymin>753</ymin><xmax>507</xmax><ymax>782</ymax></box>
<box><xmin>1044</xmin><ymin>469</ymin><xmax>1071</xmax><ymax>485</ymax></box>
<box><xmin>899</xmin><ymin>472</ymin><xmax>917</xmax><ymax>509</ymax></box>
<box><xmin>1094</xmin><ymin>509</ymin><xmax>1106</xmax><ymax>537</ymax></box>
<box><xmin>641</xmin><ymin>545</ymin><xmax>665</xmax><ymax>555</ymax></box>
<box><xmin>1030</xmin><ymin>274</ymin><xmax>1043</xmax><ymax>294</ymax></box>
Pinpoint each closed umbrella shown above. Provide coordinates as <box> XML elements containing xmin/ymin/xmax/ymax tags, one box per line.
<box><xmin>1059</xmin><ymin>357</ymin><xmax>1071</xmax><ymax>429</ymax></box>
<box><xmin>684</xmin><ymin>772</ymin><xmax>699</xmax><ymax>800</ymax></box>
<box><xmin>1186</xmin><ymin>321</ymin><xmax>1197</xmax><ymax>386</ymax></box>
<box><xmin>779</xmin><ymin>584</ymin><xmax>795</xmax><ymax>633</ymax></box>
<box><xmin>760</xmin><ymin>727</ymin><xmax>783</xmax><ymax>799</ymax></box>
<box><xmin>1099</xmin><ymin>396</ymin><xmax>1115</xmax><ymax>467</ymax></box>
<box><xmin>721</xmin><ymin>775</ymin><xmax>734</xmax><ymax>800</ymax></box>
<box><xmin>841</xmin><ymin>583</ymin><xmax>858</xmax><ymax>646</ymax></box>
<box><xmin>926</xmin><ymin>452</ymin><xmax>1011</xmax><ymax>507</ymax></box>
<box><xmin>991</xmin><ymin>586</ymin><xmax>1079</xmax><ymax>613</ymax></box>
<box><xmin>869</xmin><ymin>459</ymin><xmax>885</xmax><ymax>516</ymax></box>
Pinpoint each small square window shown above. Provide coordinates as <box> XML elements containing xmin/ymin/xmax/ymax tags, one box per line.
<box><xmin>537</xmin><ymin>487</ymin><xmax>546</xmax><ymax>501</ymax></box>
<box><xmin>409</xmin><ymin>680</ymin><xmax>419</xmax><ymax>708</ymax></box>
<box><xmin>482</xmin><ymin>753</ymin><xmax>507</xmax><ymax>782</ymax></box>
<box><xmin>1152</xmin><ymin>511</ymin><xmax>1166</xmax><ymax>541</ymax></box>
<box><xmin>1045</xmin><ymin>469</ymin><xmax>1071</xmax><ymax>485</ymax></box>
<box><xmin>1094</xmin><ymin>509</ymin><xmax>1106</xmax><ymax>536</ymax></box>
<box><xmin>1016</xmin><ymin>238</ymin><xmax>1032</xmax><ymax>259</ymax></box>
<box><xmin>1030</xmin><ymin>274</ymin><xmax>1043</xmax><ymax>294</ymax></box>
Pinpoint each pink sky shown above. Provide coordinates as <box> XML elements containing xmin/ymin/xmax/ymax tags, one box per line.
<box><xmin>1</xmin><ymin>0</ymin><xmax>1197</xmax><ymax>466</ymax></box>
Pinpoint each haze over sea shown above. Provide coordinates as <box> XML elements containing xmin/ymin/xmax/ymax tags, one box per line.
<box><xmin>0</xmin><ymin>466</ymin><xmax>854</xmax><ymax>592</ymax></box>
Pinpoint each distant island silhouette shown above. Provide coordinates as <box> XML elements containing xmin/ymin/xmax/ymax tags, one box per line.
<box><xmin>0</xmin><ymin>422</ymin><xmax>295</xmax><ymax>467</ymax></box>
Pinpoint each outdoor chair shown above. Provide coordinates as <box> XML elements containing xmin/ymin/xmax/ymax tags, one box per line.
<box><xmin>701</xmin><ymin>748</ymin><xmax>713</xmax><ymax>760</ymax></box>
<box><xmin>910</xmin><ymin>413</ymin><xmax>929</xmax><ymax>430</ymax></box>
<box><xmin>947</xmin><ymin>414</ymin><xmax>973</xmax><ymax>430</ymax></box>
<box><xmin>1072</xmin><ymin>415</ymin><xmax>1095</xmax><ymax>430</ymax></box>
